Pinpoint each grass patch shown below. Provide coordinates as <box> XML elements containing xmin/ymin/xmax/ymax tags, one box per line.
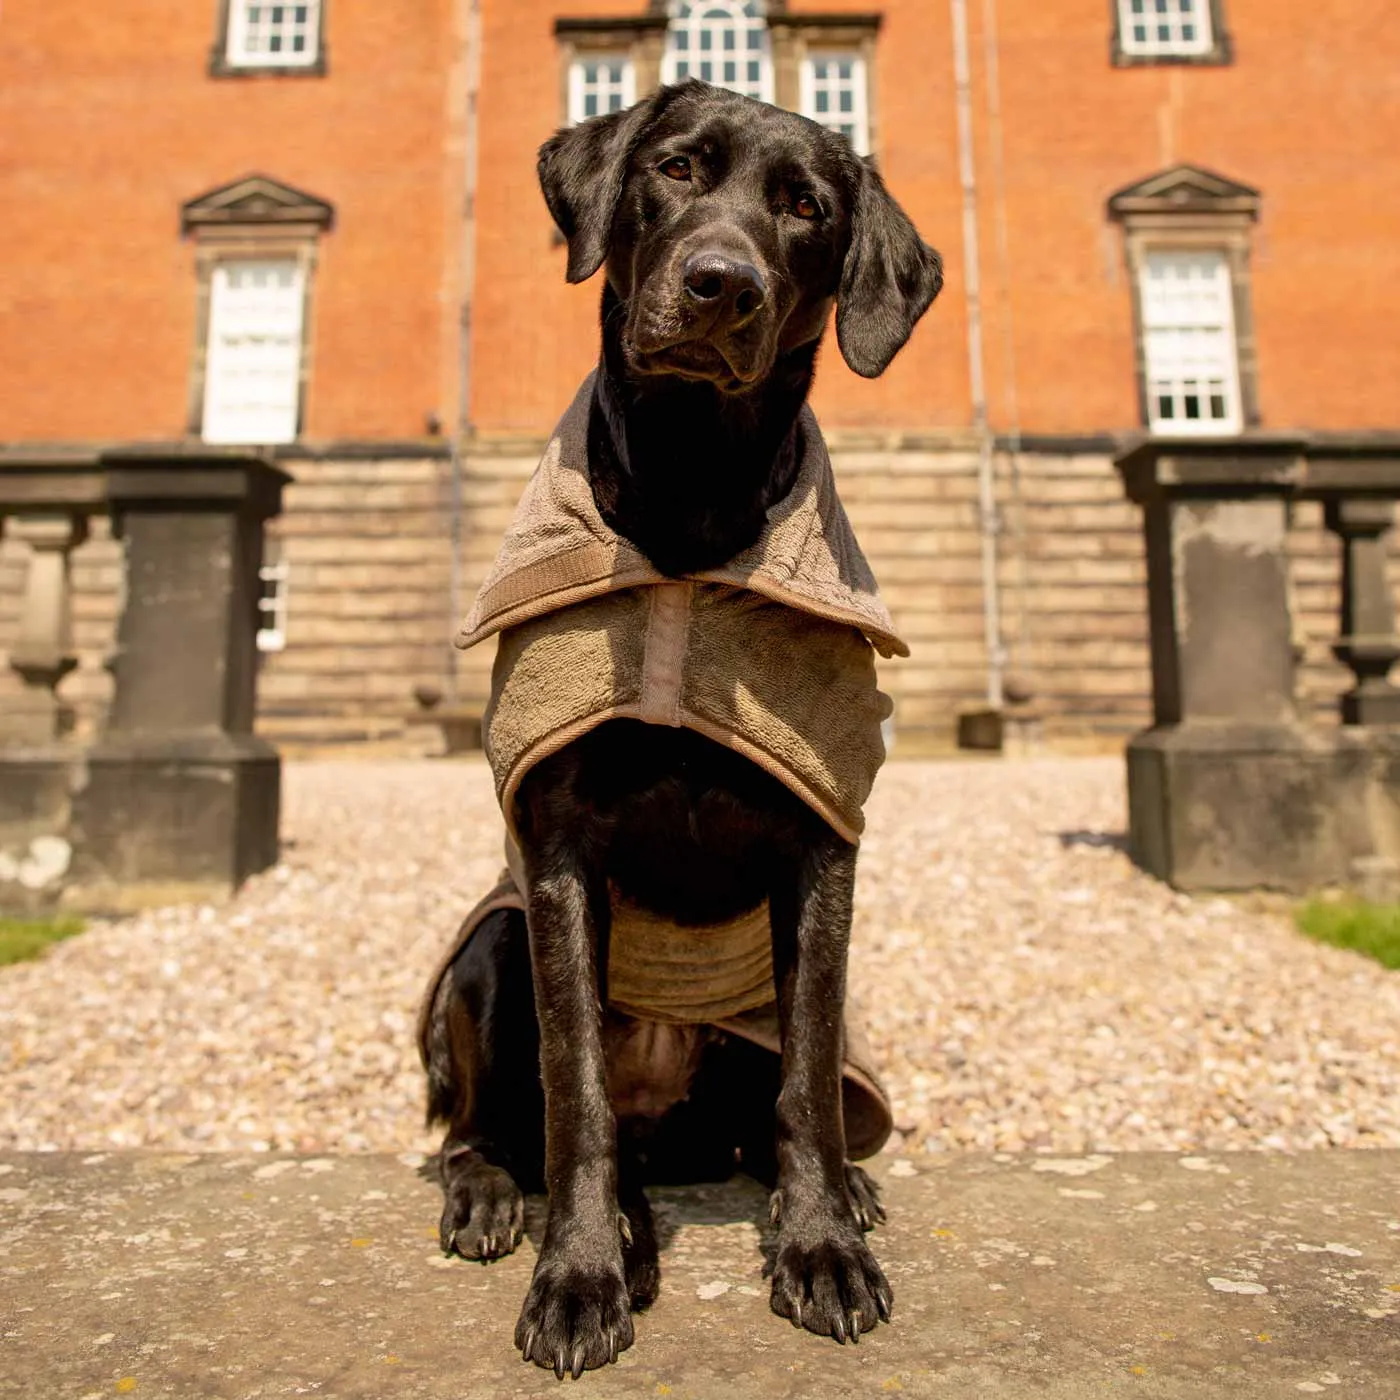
<box><xmin>1296</xmin><ymin>899</ymin><xmax>1400</xmax><ymax>971</ymax></box>
<box><xmin>0</xmin><ymin>914</ymin><xmax>86</xmax><ymax>967</ymax></box>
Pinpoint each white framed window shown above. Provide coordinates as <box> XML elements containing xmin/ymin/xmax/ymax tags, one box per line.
<box><xmin>226</xmin><ymin>1</ymin><xmax>323</xmax><ymax>68</ymax></box>
<box><xmin>201</xmin><ymin>258</ymin><xmax>306</xmax><ymax>445</ymax></box>
<box><xmin>1139</xmin><ymin>249</ymin><xmax>1241</xmax><ymax>435</ymax></box>
<box><xmin>256</xmin><ymin>539</ymin><xmax>290</xmax><ymax>653</ymax></box>
<box><xmin>568</xmin><ymin>55</ymin><xmax>636</xmax><ymax>124</ymax></box>
<box><xmin>663</xmin><ymin>1</ymin><xmax>774</xmax><ymax>103</ymax></box>
<box><xmin>1117</xmin><ymin>0</ymin><xmax>1213</xmax><ymax>58</ymax></box>
<box><xmin>799</xmin><ymin>51</ymin><xmax>870</xmax><ymax>154</ymax></box>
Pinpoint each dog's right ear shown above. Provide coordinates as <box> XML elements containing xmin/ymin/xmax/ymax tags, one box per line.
<box><xmin>538</xmin><ymin>95</ymin><xmax>661</xmax><ymax>284</ymax></box>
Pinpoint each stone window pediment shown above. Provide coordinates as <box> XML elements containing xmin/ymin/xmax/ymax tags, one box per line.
<box><xmin>1108</xmin><ymin>164</ymin><xmax>1260</xmax><ymax>225</ymax></box>
<box><xmin>181</xmin><ymin>175</ymin><xmax>336</xmax><ymax>237</ymax></box>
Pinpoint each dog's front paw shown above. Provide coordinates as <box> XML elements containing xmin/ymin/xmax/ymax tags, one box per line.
<box><xmin>515</xmin><ymin>1252</ymin><xmax>634</xmax><ymax>1378</ymax></box>
<box><xmin>439</xmin><ymin>1156</ymin><xmax>524</xmax><ymax>1261</ymax></box>
<box><xmin>768</xmin><ymin>1223</ymin><xmax>892</xmax><ymax>1344</ymax></box>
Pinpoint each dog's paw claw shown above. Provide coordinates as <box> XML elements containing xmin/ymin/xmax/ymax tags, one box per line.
<box><xmin>769</xmin><ymin>1190</ymin><xmax>783</xmax><ymax>1228</ymax></box>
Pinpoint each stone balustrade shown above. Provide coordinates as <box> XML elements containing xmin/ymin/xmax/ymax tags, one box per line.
<box><xmin>1115</xmin><ymin>433</ymin><xmax>1400</xmax><ymax>892</ymax></box>
<box><xmin>0</xmin><ymin>449</ymin><xmax>290</xmax><ymax>911</ymax></box>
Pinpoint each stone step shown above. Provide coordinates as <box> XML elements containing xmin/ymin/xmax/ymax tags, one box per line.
<box><xmin>3</xmin><ymin>1151</ymin><xmax>1396</xmax><ymax>1398</ymax></box>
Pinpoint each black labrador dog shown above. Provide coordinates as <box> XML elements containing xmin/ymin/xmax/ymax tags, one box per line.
<box><xmin>422</xmin><ymin>80</ymin><xmax>942</xmax><ymax>1377</ymax></box>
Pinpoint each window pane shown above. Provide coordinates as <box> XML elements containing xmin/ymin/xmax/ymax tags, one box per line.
<box><xmin>202</xmin><ymin>258</ymin><xmax>304</xmax><ymax>445</ymax></box>
<box><xmin>663</xmin><ymin>0</ymin><xmax>772</xmax><ymax>99</ymax></box>
<box><xmin>1140</xmin><ymin>250</ymin><xmax>1240</xmax><ymax>434</ymax></box>
<box><xmin>1121</xmin><ymin>0</ymin><xmax>1212</xmax><ymax>54</ymax></box>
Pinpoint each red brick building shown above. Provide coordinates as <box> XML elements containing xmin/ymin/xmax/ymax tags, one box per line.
<box><xmin>2</xmin><ymin>1</ymin><xmax>1396</xmax><ymax>748</ymax></box>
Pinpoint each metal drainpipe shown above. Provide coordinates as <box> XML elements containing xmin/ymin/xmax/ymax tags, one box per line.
<box><xmin>950</xmin><ymin>0</ymin><xmax>1006</xmax><ymax>710</ymax></box>
<box><xmin>981</xmin><ymin>0</ymin><xmax>1030</xmax><ymax>684</ymax></box>
<box><xmin>447</xmin><ymin>0</ymin><xmax>482</xmax><ymax>703</ymax></box>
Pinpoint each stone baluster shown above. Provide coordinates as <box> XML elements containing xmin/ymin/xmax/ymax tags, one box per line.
<box><xmin>1324</xmin><ymin>497</ymin><xmax>1400</xmax><ymax>725</ymax></box>
<box><xmin>1</xmin><ymin>512</ymin><xmax>88</xmax><ymax>744</ymax></box>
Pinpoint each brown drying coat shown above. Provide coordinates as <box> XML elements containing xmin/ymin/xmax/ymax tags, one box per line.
<box><xmin>421</xmin><ymin>375</ymin><xmax>906</xmax><ymax>1158</ymax></box>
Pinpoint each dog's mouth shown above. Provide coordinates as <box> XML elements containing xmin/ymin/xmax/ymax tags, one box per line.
<box><xmin>627</xmin><ymin>338</ymin><xmax>761</xmax><ymax>394</ymax></box>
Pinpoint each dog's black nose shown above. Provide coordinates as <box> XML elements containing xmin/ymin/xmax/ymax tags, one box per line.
<box><xmin>682</xmin><ymin>253</ymin><xmax>766</xmax><ymax>323</ymax></box>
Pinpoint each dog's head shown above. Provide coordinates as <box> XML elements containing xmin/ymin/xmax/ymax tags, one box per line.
<box><xmin>539</xmin><ymin>80</ymin><xmax>943</xmax><ymax>392</ymax></box>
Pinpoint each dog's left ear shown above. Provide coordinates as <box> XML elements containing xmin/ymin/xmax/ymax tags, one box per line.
<box><xmin>836</xmin><ymin>160</ymin><xmax>944</xmax><ymax>378</ymax></box>
<box><xmin>538</xmin><ymin>95</ymin><xmax>662</xmax><ymax>284</ymax></box>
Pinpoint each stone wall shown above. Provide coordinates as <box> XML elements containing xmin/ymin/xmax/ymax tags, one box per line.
<box><xmin>253</xmin><ymin>454</ymin><xmax>456</xmax><ymax>748</ymax></box>
<box><xmin>0</xmin><ymin>447</ymin><xmax>1383</xmax><ymax>753</ymax></box>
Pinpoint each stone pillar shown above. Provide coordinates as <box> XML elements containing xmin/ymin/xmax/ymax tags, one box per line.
<box><xmin>1324</xmin><ymin>497</ymin><xmax>1400</xmax><ymax>725</ymax></box>
<box><xmin>1112</xmin><ymin>438</ymin><xmax>1373</xmax><ymax>891</ymax></box>
<box><xmin>1</xmin><ymin>512</ymin><xmax>87</xmax><ymax>744</ymax></box>
<box><xmin>67</xmin><ymin>452</ymin><xmax>292</xmax><ymax>910</ymax></box>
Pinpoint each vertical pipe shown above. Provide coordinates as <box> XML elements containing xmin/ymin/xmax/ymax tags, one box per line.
<box><xmin>981</xmin><ymin>0</ymin><xmax>1030</xmax><ymax>682</ymax></box>
<box><xmin>950</xmin><ymin>0</ymin><xmax>1005</xmax><ymax>710</ymax></box>
<box><xmin>447</xmin><ymin>0</ymin><xmax>483</xmax><ymax>703</ymax></box>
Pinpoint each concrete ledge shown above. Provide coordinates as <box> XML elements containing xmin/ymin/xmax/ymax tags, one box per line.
<box><xmin>2</xmin><ymin>1152</ymin><xmax>1397</xmax><ymax>1398</ymax></box>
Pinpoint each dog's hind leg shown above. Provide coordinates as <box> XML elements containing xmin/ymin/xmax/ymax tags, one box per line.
<box><xmin>423</xmin><ymin>907</ymin><xmax>543</xmax><ymax>1261</ymax></box>
<box><xmin>616</xmin><ymin>1137</ymin><xmax>661</xmax><ymax>1310</ymax></box>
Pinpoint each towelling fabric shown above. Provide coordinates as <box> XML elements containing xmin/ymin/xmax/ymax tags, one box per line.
<box><xmin>426</xmin><ymin>373</ymin><xmax>906</xmax><ymax>1159</ymax></box>
<box><xmin>458</xmin><ymin>373</ymin><xmax>909</xmax><ymax>843</ymax></box>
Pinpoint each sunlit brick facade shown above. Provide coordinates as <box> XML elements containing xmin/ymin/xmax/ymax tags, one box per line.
<box><xmin>2</xmin><ymin>1</ymin><xmax>1396</xmax><ymax>749</ymax></box>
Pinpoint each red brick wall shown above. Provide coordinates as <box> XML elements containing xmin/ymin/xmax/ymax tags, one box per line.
<box><xmin>974</xmin><ymin>0</ymin><xmax>1400</xmax><ymax>435</ymax></box>
<box><xmin>0</xmin><ymin>0</ymin><xmax>461</xmax><ymax>443</ymax></box>
<box><xmin>468</xmin><ymin>0</ymin><xmax>1400</xmax><ymax>436</ymax></box>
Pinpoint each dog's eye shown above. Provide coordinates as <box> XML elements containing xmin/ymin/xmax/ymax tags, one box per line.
<box><xmin>660</xmin><ymin>156</ymin><xmax>692</xmax><ymax>182</ymax></box>
<box><xmin>791</xmin><ymin>193</ymin><xmax>821</xmax><ymax>220</ymax></box>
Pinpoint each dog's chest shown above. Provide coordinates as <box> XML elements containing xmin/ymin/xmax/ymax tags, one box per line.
<box><xmin>602</xmin><ymin>1014</ymin><xmax>712</xmax><ymax>1121</ymax></box>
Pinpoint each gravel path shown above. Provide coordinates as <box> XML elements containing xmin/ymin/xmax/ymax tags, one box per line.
<box><xmin>3</xmin><ymin>758</ymin><xmax>1397</xmax><ymax>1156</ymax></box>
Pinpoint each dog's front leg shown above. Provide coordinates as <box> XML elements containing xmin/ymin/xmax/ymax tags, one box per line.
<box><xmin>767</xmin><ymin>832</ymin><xmax>892</xmax><ymax>1344</ymax></box>
<box><xmin>513</xmin><ymin>825</ymin><xmax>632</xmax><ymax>1378</ymax></box>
